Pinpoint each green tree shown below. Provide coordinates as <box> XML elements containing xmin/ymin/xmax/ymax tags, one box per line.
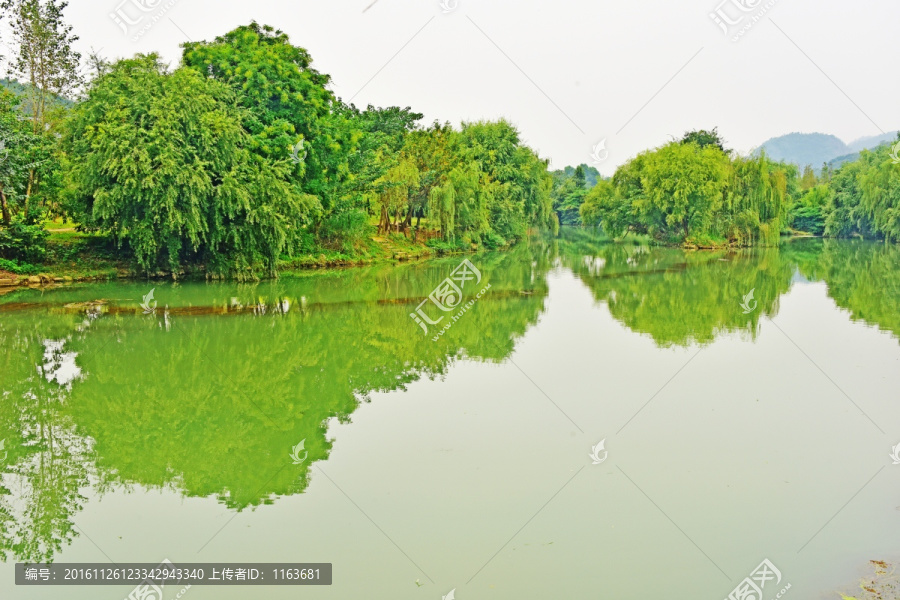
<box><xmin>182</xmin><ymin>23</ymin><xmax>356</xmax><ymax>217</ymax></box>
<box><xmin>0</xmin><ymin>0</ymin><xmax>80</xmax><ymax>217</ymax></box>
<box><xmin>579</xmin><ymin>179</ymin><xmax>618</xmax><ymax>233</ymax></box>
<box><xmin>680</xmin><ymin>127</ymin><xmax>728</xmax><ymax>153</ymax></box>
<box><xmin>0</xmin><ymin>89</ymin><xmax>50</xmax><ymax>261</ymax></box>
<box><xmin>64</xmin><ymin>54</ymin><xmax>316</xmax><ymax>276</ymax></box>
<box><xmin>721</xmin><ymin>154</ymin><xmax>793</xmax><ymax>245</ymax></box>
<box><xmin>816</xmin><ymin>139</ymin><xmax>900</xmax><ymax>242</ymax></box>
<box><xmin>800</xmin><ymin>165</ymin><xmax>817</xmax><ymax>190</ymax></box>
<box><xmin>859</xmin><ymin>145</ymin><xmax>900</xmax><ymax>241</ymax></box>
<box><xmin>790</xmin><ymin>184</ymin><xmax>831</xmax><ymax>235</ymax></box>
<box><xmin>637</xmin><ymin>142</ymin><xmax>731</xmax><ymax>241</ymax></box>
<box><xmin>551</xmin><ymin>165</ymin><xmax>589</xmax><ymax>226</ymax></box>
<box><xmin>459</xmin><ymin>120</ymin><xmax>553</xmax><ymax>245</ymax></box>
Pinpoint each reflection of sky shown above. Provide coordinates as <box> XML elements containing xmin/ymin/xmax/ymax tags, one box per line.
<box><xmin>41</xmin><ymin>339</ymin><xmax>82</xmax><ymax>388</ymax></box>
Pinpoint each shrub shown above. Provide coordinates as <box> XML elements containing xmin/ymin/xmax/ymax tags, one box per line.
<box><xmin>0</xmin><ymin>221</ymin><xmax>49</xmax><ymax>262</ymax></box>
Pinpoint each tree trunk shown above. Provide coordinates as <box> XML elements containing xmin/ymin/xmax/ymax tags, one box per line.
<box><xmin>24</xmin><ymin>170</ymin><xmax>34</xmax><ymax>218</ymax></box>
<box><xmin>0</xmin><ymin>188</ymin><xmax>11</xmax><ymax>225</ymax></box>
<box><xmin>402</xmin><ymin>206</ymin><xmax>413</xmax><ymax>232</ymax></box>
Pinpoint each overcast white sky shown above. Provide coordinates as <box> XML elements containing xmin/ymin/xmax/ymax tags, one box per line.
<box><xmin>6</xmin><ymin>0</ymin><xmax>900</xmax><ymax>173</ymax></box>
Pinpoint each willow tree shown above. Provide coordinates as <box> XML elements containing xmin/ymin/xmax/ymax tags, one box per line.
<box><xmin>723</xmin><ymin>154</ymin><xmax>794</xmax><ymax>245</ymax></box>
<box><xmin>859</xmin><ymin>144</ymin><xmax>900</xmax><ymax>242</ymax></box>
<box><xmin>375</xmin><ymin>158</ymin><xmax>419</xmax><ymax>233</ymax></box>
<box><xmin>636</xmin><ymin>141</ymin><xmax>731</xmax><ymax>241</ymax></box>
<box><xmin>459</xmin><ymin>119</ymin><xmax>554</xmax><ymax>245</ymax></box>
<box><xmin>579</xmin><ymin>179</ymin><xmax>619</xmax><ymax>234</ymax></box>
<box><xmin>428</xmin><ymin>164</ymin><xmax>485</xmax><ymax>242</ymax></box>
<box><xmin>64</xmin><ymin>54</ymin><xmax>317</xmax><ymax>276</ymax></box>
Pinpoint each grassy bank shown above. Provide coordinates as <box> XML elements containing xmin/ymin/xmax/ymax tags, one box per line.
<box><xmin>0</xmin><ymin>220</ymin><xmax>489</xmax><ymax>292</ymax></box>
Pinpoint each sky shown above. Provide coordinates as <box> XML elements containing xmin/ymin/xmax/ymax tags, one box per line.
<box><xmin>4</xmin><ymin>0</ymin><xmax>899</xmax><ymax>174</ymax></box>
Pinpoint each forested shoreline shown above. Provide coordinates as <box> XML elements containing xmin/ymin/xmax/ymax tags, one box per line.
<box><xmin>1</xmin><ymin>2</ymin><xmax>898</xmax><ymax>281</ymax></box>
<box><xmin>573</xmin><ymin>128</ymin><xmax>900</xmax><ymax>248</ymax></box>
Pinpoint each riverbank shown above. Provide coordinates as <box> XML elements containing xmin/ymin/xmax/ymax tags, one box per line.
<box><xmin>0</xmin><ymin>227</ymin><xmax>483</xmax><ymax>294</ymax></box>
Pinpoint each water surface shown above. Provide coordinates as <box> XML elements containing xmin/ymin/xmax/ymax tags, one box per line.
<box><xmin>1</xmin><ymin>232</ymin><xmax>898</xmax><ymax>599</ymax></box>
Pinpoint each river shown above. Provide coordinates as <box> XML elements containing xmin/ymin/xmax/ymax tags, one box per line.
<box><xmin>1</xmin><ymin>230</ymin><xmax>898</xmax><ymax>599</ymax></box>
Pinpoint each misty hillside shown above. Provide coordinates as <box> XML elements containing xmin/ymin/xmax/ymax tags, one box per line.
<box><xmin>755</xmin><ymin>131</ymin><xmax>899</xmax><ymax>169</ymax></box>
<box><xmin>754</xmin><ymin>133</ymin><xmax>848</xmax><ymax>168</ymax></box>
<box><xmin>847</xmin><ymin>131</ymin><xmax>899</xmax><ymax>153</ymax></box>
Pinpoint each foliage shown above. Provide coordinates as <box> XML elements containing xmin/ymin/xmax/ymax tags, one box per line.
<box><xmin>790</xmin><ymin>184</ymin><xmax>830</xmax><ymax>235</ymax></box>
<box><xmin>552</xmin><ymin>164</ymin><xmax>590</xmax><ymax>225</ymax></box>
<box><xmin>0</xmin><ymin>0</ymin><xmax>81</xmax><ymax>121</ymax></box>
<box><xmin>680</xmin><ymin>127</ymin><xmax>728</xmax><ymax>153</ymax></box>
<box><xmin>182</xmin><ymin>22</ymin><xmax>354</xmax><ymax>215</ymax></box>
<box><xmin>0</xmin><ymin>220</ymin><xmax>48</xmax><ymax>261</ymax></box>
<box><xmin>64</xmin><ymin>54</ymin><xmax>317</xmax><ymax>276</ymax></box>
<box><xmin>0</xmin><ymin>256</ymin><xmax>41</xmax><ymax>273</ymax></box>
<box><xmin>721</xmin><ymin>154</ymin><xmax>793</xmax><ymax>245</ymax></box>
<box><xmin>0</xmin><ymin>0</ymin><xmax>79</xmax><ymax>220</ymax></box>
<box><xmin>824</xmin><ymin>140</ymin><xmax>900</xmax><ymax>241</ymax></box>
<box><xmin>424</xmin><ymin>120</ymin><xmax>552</xmax><ymax>246</ymax></box>
<box><xmin>559</xmin><ymin>163</ymin><xmax>600</xmax><ymax>187</ymax></box>
<box><xmin>580</xmin><ymin>137</ymin><xmax>794</xmax><ymax>246</ymax></box>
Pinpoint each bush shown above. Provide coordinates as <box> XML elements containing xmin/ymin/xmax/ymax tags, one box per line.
<box><xmin>0</xmin><ymin>257</ymin><xmax>42</xmax><ymax>275</ymax></box>
<box><xmin>481</xmin><ymin>230</ymin><xmax>507</xmax><ymax>250</ymax></box>
<box><xmin>0</xmin><ymin>221</ymin><xmax>49</xmax><ymax>262</ymax></box>
<box><xmin>316</xmin><ymin>210</ymin><xmax>372</xmax><ymax>253</ymax></box>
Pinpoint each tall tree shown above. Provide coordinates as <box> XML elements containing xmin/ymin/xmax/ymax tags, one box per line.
<box><xmin>64</xmin><ymin>54</ymin><xmax>317</xmax><ymax>276</ymax></box>
<box><xmin>182</xmin><ymin>23</ymin><xmax>356</xmax><ymax>216</ymax></box>
<box><xmin>0</xmin><ymin>0</ymin><xmax>80</xmax><ymax>216</ymax></box>
<box><xmin>680</xmin><ymin>127</ymin><xmax>728</xmax><ymax>153</ymax></box>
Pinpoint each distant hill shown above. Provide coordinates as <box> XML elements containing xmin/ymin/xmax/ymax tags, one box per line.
<box><xmin>754</xmin><ymin>133</ymin><xmax>848</xmax><ymax>168</ymax></box>
<box><xmin>826</xmin><ymin>137</ymin><xmax>899</xmax><ymax>171</ymax></box>
<box><xmin>1</xmin><ymin>78</ymin><xmax>74</xmax><ymax>112</ymax></box>
<box><xmin>826</xmin><ymin>152</ymin><xmax>861</xmax><ymax>171</ymax></box>
<box><xmin>755</xmin><ymin>131</ymin><xmax>899</xmax><ymax>170</ymax></box>
<box><xmin>847</xmin><ymin>132</ymin><xmax>899</xmax><ymax>153</ymax></box>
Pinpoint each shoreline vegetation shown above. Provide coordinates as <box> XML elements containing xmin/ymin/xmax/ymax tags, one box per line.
<box><xmin>1</xmin><ymin>6</ymin><xmax>899</xmax><ymax>282</ymax></box>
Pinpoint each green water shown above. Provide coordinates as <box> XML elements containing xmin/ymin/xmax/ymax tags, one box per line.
<box><xmin>1</xmin><ymin>232</ymin><xmax>899</xmax><ymax>599</ymax></box>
